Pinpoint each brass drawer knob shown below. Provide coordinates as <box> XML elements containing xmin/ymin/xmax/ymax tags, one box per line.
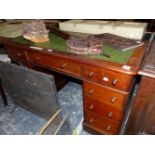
<box><xmin>108</xmin><ymin>112</ymin><xmax>113</xmax><ymax>117</ymax></box>
<box><xmin>111</xmin><ymin>96</ymin><xmax>116</xmax><ymax>103</ymax></box>
<box><xmin>61</xmin><ymin>63</ymin><xmax>66</xmax><ymax>69</ymax></box>
<box><xmin>88</xmin><ymin>72</ymin><xmax>94</xmax><ymax>78</ymax></box>
<box><xmin>89</xmin><ymin>104</ymin><xmax>94</xmax><ymax>110</ymax></box>
<box><xmin>89</xmin><ymin>118</ymin><xmax>94</xmax><ymax>123</ymax></box>
<box><xmin>88</xmin><ymin>89</ymin><xmax>94</xmax><ymax>95</ymax></box>
<box><xmin>17</xmin><ymin>53</ymin><xmax>22</xmax><ymax>57</ymax></box>
<box><xmin>112</xmin><ymin>79</ymin><xmax>118</xmax><ymax>86</ymax></box>
<box><xmin>106</xmin><ymin>125</ymin><xmax>111</xmax><ymax>131</ymax></box>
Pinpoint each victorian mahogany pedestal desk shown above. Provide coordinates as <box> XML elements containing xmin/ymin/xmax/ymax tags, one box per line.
<box><xmin>124</xmin><ymin>41</ymin><xmax>155</xmax><ymax>135</ymax></box>
<box><xmin>0</xmin><ymin>32</ymin><xmax>148</xmax><ymax>135</ymax></box>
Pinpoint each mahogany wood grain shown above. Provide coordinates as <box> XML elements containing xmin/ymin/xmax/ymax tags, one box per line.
<box><xmin>5</xmin><ymin>45</ymin><xmax>27</xmax><ymax>62</ymax></box>
<box><xmin>83</xmin><ymin>81</ymin><xmax>128</xmax><ymax>108</ymax></box>
<box><xmin>84</xmin><ymin>96</ymin><xmax>123</xmax><ymax>122</ymax></box>
<box><xmin>84</xmin><ymin>110</ymin><xmax>120</xmax><ymax>135</ymax></box>
<box><xmin>28</xmin><ymin>50</ymin><xmax>82</xmax><ymax>77</ymax></box>
<box><xmin>83</xmin><ymin>65</ymin><xmax>134</xmax><ymax>91</ymax></box>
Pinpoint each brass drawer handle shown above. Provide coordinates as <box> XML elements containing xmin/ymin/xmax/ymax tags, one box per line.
<box><xmin>61</xmin><ymin>63</ymin><xmax>66</xmax><ymax>69</ymax></box>
<box><xmin>106</xmin><ymin>125</ymin><xmax>111</xmax><ymax>131</ymax></box>
<box><xmin>88</xmin><ymin>72</ymin><xmax>94</xmax><ymax>78</ymax></box>
<box><xmin>17</xmin><ymin>53</ymin><xmax>22</xmax><ymax>57</ymax></box>
<box><xmin>108</xmin><ymin>112</ymin><xmax>113</xmax><ymax>117</ymax></box>
<box><xmin>112</xmin><ymin>79</ymin><xmax>118</xmax><ymax>86</ymax></box>
<box><xmin>35</xmin><ymin>57</ymin><xmax>40</xmax><ymax>61</ymax></box>
<box><xmin>111</xmin><ymin>96</ymin><xmax>116</xmax><ymax>103</ymax></box>
<box><xmin>89</xmin><ymin>104</ymin><xmax>94</xmax><ymax>110</ymax></box>
<box><xmin>89</xmin><ymin>118</ymin><xmax>94</xmax><ymax>123</ymax></box>
<box><xmin>88</xmin><ymin>89</ymin><xmax>94</xmax><ymax>95</ymax></box>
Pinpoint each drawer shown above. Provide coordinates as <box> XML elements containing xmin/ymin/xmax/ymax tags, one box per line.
<box><xmin>83</xmin><ymin>65</ymin><xmax>99</xmax><ymax>81</ymax></box>
<box><xmin>84</xmin><ymin>96</ymin><xmax>123</xmax><ymax>122</ymax></box>
<box><xmin>6</xmin><ymin>46</ymin><xmax>27</xmax><ymax>62</ymax></box>
<box><xmin>54</xmin><ymin>58</ymin><xmax>82</xmax><ymax>77</ymax></box>
<box><xmin>84</xmin><ymin>81</ymin><xmax>128</xmax><ymax>110</ymax></box>
<box><xmin>84</xmin><ymin>111</ymin><xmax>120</xmax><ymax>134</ymax></box>
<box><xmin>28</xmin><ymin>51</ymin><xmax>81</xmax><ymax>77</ymax></box>
<box><xmin>28</xmin><ymin>50</ymin><xmax>57</xmax><ymax>67</ymax></box>
<box><xmin>83</xmin><ymin>65</ymin><xmax>133</xmax><ymax>91</ymax></box>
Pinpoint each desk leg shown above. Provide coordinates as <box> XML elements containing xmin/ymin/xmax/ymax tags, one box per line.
<box><xmin>0</xmin><ymin>80</ymin><xmax>7</xmax><ymax>106</ymax></box>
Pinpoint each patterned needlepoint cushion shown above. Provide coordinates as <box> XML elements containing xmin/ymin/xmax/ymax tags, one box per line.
<box><xmin>66</xmin><ymin>35</ymin><xmax>102</xmax><ymax>55</ymax></box>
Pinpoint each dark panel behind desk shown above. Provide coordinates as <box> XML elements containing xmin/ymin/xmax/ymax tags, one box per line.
<box><xmin>124</xmin><ymin>40</ymin><xmax>155</xmax><ymax>135</ymax></box>
<box><xmin>0</xmin><ymin>62</ymin><xmax>59</xmax><ymax>120</ymax></box>
<box><xmin>31</xmin><ymin>65</ymin><xmax>69</xmax><ymax>91</ymax></box>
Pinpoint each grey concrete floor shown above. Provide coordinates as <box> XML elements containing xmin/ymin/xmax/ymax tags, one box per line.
<box><xmin>0</xmin><ymin>82</ymin><xmax>90</xmax><ymax>135</ymax></box>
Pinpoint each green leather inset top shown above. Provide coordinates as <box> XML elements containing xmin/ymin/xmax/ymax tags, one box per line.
<box><xmin>12</xmin><ymin>33</ymin><xmax>133</xmax><ymax>64</ymax></box>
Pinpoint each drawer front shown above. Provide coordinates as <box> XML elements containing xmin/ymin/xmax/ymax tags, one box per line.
<box><xmin>84</xmin><ymin>96</ymin><xmax>123</xmax><ymax>122</ymax></box>
<box><xmin>84</xmin><ymin>111</ymin><xmax>120</xmax><ymax>134</ymax></box>
<box><xmin>83</xmin><ymin>65</ymin><xmax>133</xmax><ymax>91</ymax></box>
<box><xmin>55</xmin><ymin>58</ymin><xmax>82</xmax><ymax>77</ymax></box>
<box><xmin>83</xmin><ymin>65</ymin><xmax>99</xmax><ymax>81</ymax></box>
<box><xmin>84</xmin><ymin>81</ymin><xmax>127</xmax><ymax>110</ymax></box>
<box><xmin>28</xmin><ymin>50</ymin><xmax>57</xmax><ymax>67</ymax></box>
<box><xmin>28</xmin><ymin>51</ymin><xmax>81</xmax><ymax>77</ymax></box>
<box><xmin>6</xmin><ymin>46</ymin><xmax>27</xmax><ymax>62</ymax></box>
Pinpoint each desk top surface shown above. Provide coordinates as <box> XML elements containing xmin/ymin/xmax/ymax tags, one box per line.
<box><xmin>12</xmin><ymin>33</ymin><xmax>133</xmax><ymax>65</ymax></box>
<box><xmin>0</xmin><ymin>24</ymin><xmax>147</xmax><ymax>75</ymax></box>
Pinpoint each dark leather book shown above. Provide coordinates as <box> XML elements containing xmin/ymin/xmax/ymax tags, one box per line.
<box><xmin>93</xmin><ymin>33</ymin><xmax>144</xmax><ymax>51</ymax></box>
